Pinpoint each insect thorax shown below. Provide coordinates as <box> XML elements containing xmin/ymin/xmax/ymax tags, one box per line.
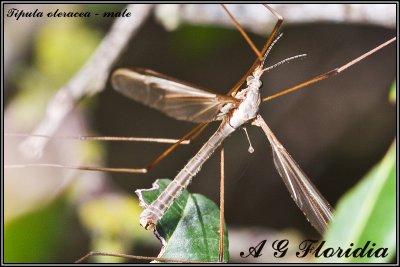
<box><xmin>228</xmin><ymin>76</ymin><xmax>261</xmax><ymax>129</ymax></box>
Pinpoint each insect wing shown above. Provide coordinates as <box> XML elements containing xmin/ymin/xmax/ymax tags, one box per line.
<box><xmin>257</xmin><ymin>116</ymin><xmax>334</xmax><ymax>234</ymax></box>
<box><xmin>112</xmin><ymin>68</ymin><xmax>237</xmax><ymax>123</ymax></box>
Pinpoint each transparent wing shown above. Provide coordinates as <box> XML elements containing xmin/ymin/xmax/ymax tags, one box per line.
<box><xmin>256</xmin><ymin>116</ymin><xmax>334</xmax><ymax>235</ymax></box>
<box><xmin>111</xmin><ymin>68</ymin><xmax>238</xmax><ymax>123</ymax></box>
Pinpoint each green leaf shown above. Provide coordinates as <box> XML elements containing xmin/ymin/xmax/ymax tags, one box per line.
<box><xmin>318</xmin><ymin>141</ymin><xmax>396</xmax><ymax>263</ymax></box>
<box><xmin>4</xmin><ymin>196</ymin><xmax>69</xmax><ymax>263</ymax></box>
<box><xmin>137</xmin><ymin>179</ymin><xmax>229</xmax><ymax>263</ymax></box>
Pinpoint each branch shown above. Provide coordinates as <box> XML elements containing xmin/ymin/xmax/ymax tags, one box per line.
<box><xmin>155</xmin><ymin>4</ymin><xmax>396</xmax><ymax>35</ymax></box>
<box><xmin>20</xmin><ymin>4</ymin><xmax>153</xmax><ymax>158</ymax></box>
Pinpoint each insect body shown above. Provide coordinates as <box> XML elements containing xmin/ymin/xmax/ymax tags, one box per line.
<box><xmin>112</xmin><ymin>47</ymin><xmax>336</xmax><ymax>235</ymax></box>
<box><xmin>136</xmin><ymin>66</ymin><xmax>262</xmax><ymax>230</ymax></box>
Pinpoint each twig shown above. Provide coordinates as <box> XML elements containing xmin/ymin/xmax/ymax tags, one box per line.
<box><xmin>20</xmin><ymin>4</ymin><xmax>153</xmax><ymax>158</ymax></box>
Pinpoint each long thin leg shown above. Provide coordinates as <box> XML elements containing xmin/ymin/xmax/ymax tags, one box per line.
<box><xmin>225</xmin><ymin>4</ymin><xmax>283</xmax><ymax>96</ymax></box>
<box><xmin>75</xmin><ymin>139</ymin><xmax>226</xmax><ymax>264</ymax></box>
<box><xmin>262</xmin><ymin>37</ymin><xmax>396</xmax><ymax>102</ymax></box>
<box><xmin>5</xmin><ymin>163</ymin><xmax>148</xmax><ymax>174</ymax></box>
<box><xmin>218</xmin><ymin>143</ymin><xmax>225</xmax><ymax>263</ymax></box>
<box><xmin>8</xmin><ymin>4</ymin><xmax>285</xmax><ymax>174</ymax></box>
<box><xmin>74</xmin><ymin>251</ymin><xmax>208</xmax><ymax>263</ymax></box>
<box><xmin>221</xmin><ymin>4</ymin><xmax>262</xmax><ymax>60</ymax></box>
<box><xmin>6</xmin><ymin>123</ymin><xmax>210</xmax><ymax>174</ymax></box>
<box><xmin>5</xmin><ymin>133</ymin><xmax>190</xmax><ymax>144</ymax></box>
<box><xmin>145</xmin><ymin>122</ymin><xmax>209</xmax><ymax>170</ymax></box>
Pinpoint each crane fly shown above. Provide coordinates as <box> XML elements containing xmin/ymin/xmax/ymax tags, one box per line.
<box><xmin>5</xmin><ymin>3</ymin><xmax>395</xmax><ymax>263</ymax></box>
<box><xmin>110</xmin><ymin>56</ymin><xmax>337</xmax><ymax>234</ymax></box>
<box><xmin>101</xmin><ymin>5</ymin><xmax>394</xmax><ymax>262</ymax></box>
<box><xmin>77</xmin><ymin>35</ymin><xmax>395</xmax><ymax>263</ymax></box>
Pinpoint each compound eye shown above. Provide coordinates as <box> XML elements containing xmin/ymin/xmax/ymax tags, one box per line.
<box><xmin>246</xmin><ymin>75</ymin><xmax>254</xmax><ymax>84</ymax></box>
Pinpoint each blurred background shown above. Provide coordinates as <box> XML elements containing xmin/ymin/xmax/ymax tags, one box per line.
<box><xmin>4</xmin><ymin>3</ymin><xmax>396</xmax><ymax>263</ymax></box>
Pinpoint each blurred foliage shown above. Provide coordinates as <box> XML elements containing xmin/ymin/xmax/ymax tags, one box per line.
<box><xmin>35</xmin><ymin>22</ymin><xmax>101</xmax><ymax>82</ymax></box>
<box><xmin>389</xmin><ymin>81</ymin><xmax>396</xmax><ymax>104</ymax></box>
<box><xmin>5</xmin><ymin>196</ymin><xmax>70</xmax><ymax>263</ymax></box>
<box><xmin>11</xmin><ymin>16</ymin><xmax>101</xmax><ymax>125</ymax></box>
<box><xmin>171</xmin><ymin>24</ymin><xmax>238</xmax><ymax>61</ymax></box>
<box><xmin>5</xmin><ymin>6</ymin><xmax>103</xmax><ymax>263</ymax></box>
<box><xmin>79</xmin><ymin>140</ymin><xmax>105</xmax><ymax>165</ymax></box>
<box><xmin>138</xmin><ymin>179</ymin><xmax>229</xmax><ymax>263</ymax></box>
<box><xmin>78</xmin><ymin>194</ymin><xmax>149</xmax><ymax>263</ymax></box>
<box><xmin>319</xmin><ymin>141</ymin><xmax>396</xmax><ymax>263</ymax></box>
